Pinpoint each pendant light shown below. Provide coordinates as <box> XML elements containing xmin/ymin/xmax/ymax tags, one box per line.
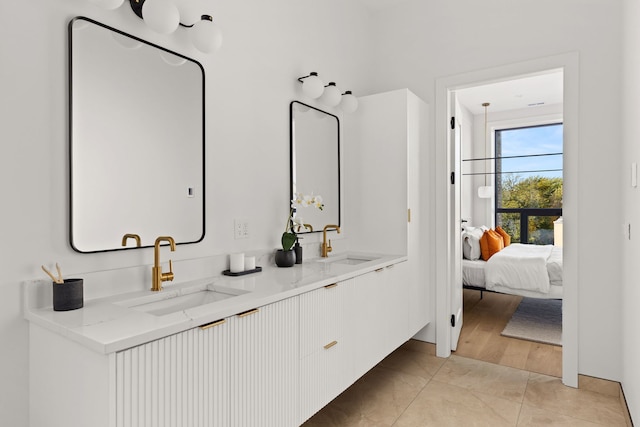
<box><xmin>478</xmin><ymin>102</ymin><xmax>493</xmax><ymax>198</ymax></box>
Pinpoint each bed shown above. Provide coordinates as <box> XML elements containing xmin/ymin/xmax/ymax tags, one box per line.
<box><xmin>462</xmin><ymin>243</ymin><xmax>563</xmax><ymax>299</ymax></box>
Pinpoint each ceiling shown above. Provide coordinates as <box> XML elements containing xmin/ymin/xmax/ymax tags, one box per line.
<box><xmin>455</xmin><ymin>72</ymin><xmax>564</xmax><ymax>115</ymax></box>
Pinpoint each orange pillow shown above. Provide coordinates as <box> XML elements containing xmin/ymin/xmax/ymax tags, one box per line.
<box><xmin>480</xmin><ymin>229</ymin><xmax>504</xmax><ymax>261</ymax></box>
<box><xmin>495</xmin><ymin>226</ymin><xmax>511</xmax><ymax>246</ymax></box>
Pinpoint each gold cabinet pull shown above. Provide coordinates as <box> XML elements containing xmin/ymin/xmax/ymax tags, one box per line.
<box><xmin>323</xmin><ymin>340</ymin><xmax>338</xmax><ymax>350</ymax></box>
<box><xmin>324</xmin><ymin>283</ymin><xmax>338</xmax><ymax>289</ymax></box>
<box><xmin>375</xmin><ymin>268</ymin><xmax>384</xmax><ymax>273</ymax></box>
<box><xmin>199</xmin><ymin>319</ymin><xmax>226</xmax><ymax>330</ymax></box>
<box><xmin>408</xmin><ymin>208</ymin><xmax>411</xmax><ymax>223</ymax></box>
<box><xmin>386</xmin><ymin>264</ymin><xmax>395</xmax><ymax>270</ymax></box>
<box><xmin>237</xmin><ymin>308</ymin><xmax>259</xmax><ymax>318</ymax></box>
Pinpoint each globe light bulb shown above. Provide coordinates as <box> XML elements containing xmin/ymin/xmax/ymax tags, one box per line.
<box><xmin>301</xmin><ymin>73</ymin><xmax>324</xmax><ymax>99</ymax></box>
<box><xmin>319</xmin><ymin>82</ymin><xmax>341</xmax><ymax>107</ymax></box>
<box><xmin>173</xmin><ymin>0</ymin><xmax>200</xmax><ymax>24</ymax></box>
<box><xmin>191</xmin><ymin>16</ymin><xmax>223</xmax><ymax>53</ymax></box>
<box><xmin>340</xmin><ymin>91</ymin><xmax>358</xmax><ymax>113</ymax></box>
<box><xmin>142</xmin><ymin>0</ymin><xmax>180</xmax><ymax>34</ymax></box>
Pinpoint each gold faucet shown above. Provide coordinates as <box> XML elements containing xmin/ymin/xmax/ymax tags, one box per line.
<box><xmin>151</xmin><ymin>236</ymin><xmax>176</xmax><ymax>291</ymax></box>
<box><xmin>321</xmin><ymin>225</ymin><xmax>341</xmax><ymax>257</ymax></box>
<box><xmin>121</xmin><ymin>233</ymin><xmax>141</xmax><ymax>247</ymax></box>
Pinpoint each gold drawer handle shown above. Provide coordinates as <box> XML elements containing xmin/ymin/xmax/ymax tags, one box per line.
<box><xmin>237</xmin><ymin>308</ymin><xmax>259</xmax><ymax>318</ymax></box>
<box><xmin>324</xmin><ymin>340</ymin><xmax>338</xmax><ymax>350</ymax></box>
<box><xmin>386</xmin><ymin>264</ymin><xmax>395</xmax><ymax>269</ymax></box>
<box><xmin>375</xmin><ymin>268</ymin><xmax>384</xmax><ymax>273</ymax></box>
<box><xmin>324</xmin><ymin>283</ymin><xmax>338</xmax><ymax>289</ymax></box>
<box><xmin>199</xmin><ymin>319</ymin><xmax>226</xmax><ymax>330</ymax></box>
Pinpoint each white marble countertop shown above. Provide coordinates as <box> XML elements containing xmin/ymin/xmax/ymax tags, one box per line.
<box><xmin>24</xmin><ymin>252</ymin><xmax>406</xmax><ymax>355</ymax></box>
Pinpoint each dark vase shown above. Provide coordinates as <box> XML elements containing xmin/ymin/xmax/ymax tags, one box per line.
<box><xmin>275</xmin><ymin>249</ymin><xmax>296</xmax><ymax>267</ymax></box>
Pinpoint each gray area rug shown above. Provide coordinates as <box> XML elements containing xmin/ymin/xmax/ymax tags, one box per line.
<box><xmin>501</xmin><ymin>297</ymin><xmax>562</xmax><ymax>346</ymax></box>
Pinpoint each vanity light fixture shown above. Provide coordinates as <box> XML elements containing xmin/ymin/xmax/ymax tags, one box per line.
<box><xmin>319</xmin><ymin>82</ymin><xmax>342</xmax><ymax>107</ymax></box>
<box><xmin>478</xmin><ymin>102</ymin><xmax>493</xmax><ymax>199</ymax></box>
<box><xmin>91</xmin><ymin>0</ymin><xmax>222</xmax><ymax>53</ymax></box>
<box><xmin>340</xmin><ymin>91</ymin><xmax>358</xmax><ymax>113</ymax></box>
<box><xmin>296</xmin><ymin>73</ymin><xmax>358</xmax><ymax>112</ymax></box>
<box><xmin>297</xmin><ymin>72</ymin><xmax>325</xmax><ymax>99</ymax></box>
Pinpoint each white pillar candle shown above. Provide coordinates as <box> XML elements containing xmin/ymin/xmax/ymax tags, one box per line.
<box><xmin>230</xmin><ymin>253</ymin><xmax>244</xmax><ymax>273</ymax></box>
<box><xmin>245</xmin><ymin>256</ymin><xmax>256</xmax><ymax>271</ymax></box>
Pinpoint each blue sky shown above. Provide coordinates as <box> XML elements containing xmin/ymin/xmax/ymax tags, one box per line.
<box><xmin>498</xmin><ymin>123</ymin><xmax>563</xmax><ymax>180</ymax></box>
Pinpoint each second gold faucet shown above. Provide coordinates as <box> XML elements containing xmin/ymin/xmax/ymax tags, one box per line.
<box><xmin>321</xmin><ymin>225</ymin><xmax>341</xmax><ymax>257</ymax></box>
<box><xmin>152</xmin><ymin>236</ymin><xmax>175</xmax><ymax>291</ymax></box>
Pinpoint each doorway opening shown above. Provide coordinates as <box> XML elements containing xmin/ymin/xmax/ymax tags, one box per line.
<box><xmin>434</xmin><ymin>53</ymin><xmax>579</xmax><ymax>387</ymax></box>
<box><xmin>455</xmin><ymin>78</ymin><xmax>564</xmax><ymax>376</ymax></box>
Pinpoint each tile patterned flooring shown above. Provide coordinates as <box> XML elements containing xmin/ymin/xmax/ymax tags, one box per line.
<box><xmin>303</xmin><ymin>340</ymin><xmax>630</xmax><ymax>426</ymax></box>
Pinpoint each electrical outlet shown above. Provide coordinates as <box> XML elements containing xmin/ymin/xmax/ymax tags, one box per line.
<box><xmin>234</xmin><ymin>218</ymin><xmax>250</xmax><ymax>239</ymax></box>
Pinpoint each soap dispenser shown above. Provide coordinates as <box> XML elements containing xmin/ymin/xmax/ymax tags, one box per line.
<box><xmin>294</xmin><ymin>236</ymin><xmax>303</xmax><ymax>264</ymax></box>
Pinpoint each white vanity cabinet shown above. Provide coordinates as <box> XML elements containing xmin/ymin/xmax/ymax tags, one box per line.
<box><xmin>299</xmin><ymin>279</ymin><xmax>356</xmax><ymax>420</ymax></box>
<box><xmin>115</xmin><ymin>318</ymin><xmax>230</xmax><ymax>427</ymax></box>
<box><xmin>352</xmin><ymin>263</ymin><xmax>409</xmax><ymax>379</ymax></box>
<box><xmin>115</xmin><ymin>297</ymin><xmax>300</xmax><ymax>427</ymax></box>
<box><xmin>229</xmin><ymin>297</ymin><xmax>299</xmax><ymax>427</ymax></box>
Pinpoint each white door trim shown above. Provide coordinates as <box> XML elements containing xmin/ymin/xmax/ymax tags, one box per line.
<box><xmin>434</xmin><ymin>52</ymin><xmax>579</xmax><ymax>387</ymax></box>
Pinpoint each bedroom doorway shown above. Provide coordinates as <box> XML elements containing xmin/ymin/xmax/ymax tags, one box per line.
<box><xmin>434</xmin><ymin>53</ymin><xmax>579</xmax><ymax>388</ymax></box>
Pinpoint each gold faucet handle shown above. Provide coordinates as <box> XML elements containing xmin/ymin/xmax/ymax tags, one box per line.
<box><xmin>162</xmin><ymin>260</ymin><xmax>175</xmax><ymax>282</ymax></box>
<box><xmin>327</xmin><ymin>239</ymin><xmax>333</xmax><ymax>253</ymax></box>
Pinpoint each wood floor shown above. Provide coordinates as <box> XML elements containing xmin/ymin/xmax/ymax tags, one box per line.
<box><xmin>454</xmin><ymin>288</ymin><xmax>563</xmax><ymax>378</ymax></box>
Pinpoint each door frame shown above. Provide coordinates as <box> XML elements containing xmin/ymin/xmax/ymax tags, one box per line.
<box><xmin>434</xmin><ymin>52</ymin><xmax>579</xmax><ymax>387</ymax></box>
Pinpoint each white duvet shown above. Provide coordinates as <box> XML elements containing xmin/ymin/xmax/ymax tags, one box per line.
<box><xmin>485</xmin><ymin>243</ymin><xmax>553</xmax><ymax>294</ymax></box>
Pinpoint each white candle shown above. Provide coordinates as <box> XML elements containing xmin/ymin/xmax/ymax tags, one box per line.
<box><xmin>230</xmin><ymin>253</ymin><xmax>244</xmax><ymax>273</ymax></box>
<box><xmin>245</xmin><ymin>256</ymin><xmax>256</xmax><ymax>271</ymax></box>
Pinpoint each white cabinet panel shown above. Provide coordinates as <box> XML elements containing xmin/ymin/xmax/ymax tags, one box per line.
<box><xmin>116</xmin><ymin>318</ymin><xmax>229</xmax><ymax>427</ymax></box>
<box><xmin>230</xmin><ymin>297</ymin><xmax>299</xmax><ymax>427</ymax></box>
<box><xmin>299</xmin><ymin>280</ymin><xmax>355</xmax><ymax>421</ymax></box>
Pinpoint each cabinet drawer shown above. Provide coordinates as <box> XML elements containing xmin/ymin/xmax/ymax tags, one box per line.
<box><xmin>299</xmin><ymin>281</ymin><xmax>351</xmax><ymax>359</ymax></box>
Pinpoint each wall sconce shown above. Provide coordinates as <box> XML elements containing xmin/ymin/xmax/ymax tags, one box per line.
<box><xmin>297</xmin><ymin>72</ymin><xmax>324</xmax><ymax>99</ymax></box>
<box><xmin>319</xmin><ymin>82</ymin><xmax>341</xmax><ymax>107</ymax></box>
<box><xmin>341</xmin><ymin>91</ymin><xmax>358</xmax><ymax>113</ymax></box>
<box><xmin>89</xmin><ymin>0</ymin><xmax>222</xmax><ymax>53</ymax></box>
<box><xmin>296</xmin><ymin>72</ymin><xmax>358</xmax><ymax>112</ymax></box>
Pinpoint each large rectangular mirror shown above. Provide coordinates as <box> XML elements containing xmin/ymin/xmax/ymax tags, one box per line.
<box><xmin>69</xmin><ymin>17</ymin><xmax>205</xmax><ymax>253</ymax></box>
<box><xmin>290</xmin><ymin>101</ymin><xmax>340</xmax><ymax>232</ymax></box>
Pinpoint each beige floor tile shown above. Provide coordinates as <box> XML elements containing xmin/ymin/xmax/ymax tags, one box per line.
<box><xmin>433</xmin><ymin>355</ymin><xmax>530</xmax><ymax>403</ymax></box>
<box><xmin>523</xmin><ymin>373</ymin><xmax>627</xmax><ymax>426</ymax></box>
<box><xmin>304</xmin><ymin>365</ymin><xmax>427</xmax><ymax>426</ymax></box>
<box><xmin>400</xmin><ymin>339</ymin><xmax>437</xmax><ymax>356</ymax></box>
<box><xmin>517</xmin><ymin>404</ymin><xmax>609</xmax><ymax>426</ymax></box>
<box><xmin>578</xmin><ymin>374</ymin><xmax>621</xmax><ymax>398</ymax></box>
<box><xmin>379</xmin><ymin>347</ymin><xmax>446</xmax><ymax>381</ymax></box>
<box><xmin>394</xmin><ymin>380</ymin><xmax>521</xmax><ymax>427</ymax></box>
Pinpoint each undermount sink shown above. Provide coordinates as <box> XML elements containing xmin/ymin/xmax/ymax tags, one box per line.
<box><xmin>116</xmin><ymin>285</ymin><xmax>248</xmax><ymax>317</ymax></box>
<box><xmin>318</xmin><ymin>254</ymin><xmax>379</xmax><ymax>265</ymax></box>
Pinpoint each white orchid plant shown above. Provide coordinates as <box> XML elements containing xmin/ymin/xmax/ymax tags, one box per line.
<box><xmin>281</xmin><ymin>193</ymin><xmax>324</xmax><ymax>251</ymax></box>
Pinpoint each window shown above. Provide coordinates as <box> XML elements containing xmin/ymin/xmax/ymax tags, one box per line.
<box><xmin>495</xmin><ymin>123</ymin><xmax>563</xmax><ymax>244</ymax></box>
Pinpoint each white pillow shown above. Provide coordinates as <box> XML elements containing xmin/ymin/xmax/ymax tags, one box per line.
<box><xmin>462</xmin><ymin>226</ymin><xmax>485</xmax><ymax>260</ymax></box>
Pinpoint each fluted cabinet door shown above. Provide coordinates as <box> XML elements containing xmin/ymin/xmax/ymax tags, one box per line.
<box><xmin>229</xmin><ymin>297</ymin><xmax>299</xmax><ymax>427</ymax></box>
<box><xmin>299</xmin><ymin>280</ymin><xmax>355</xmax><ymax>422</ymax></box>
<box><xmin>115</xmin><ymin>319</ymin><xmax>230</xmax><ymax>427</ymax></box>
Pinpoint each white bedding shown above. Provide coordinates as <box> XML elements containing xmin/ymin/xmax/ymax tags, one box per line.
<box><xmin>462</xmin><ymin>244</ymin><xmax>563</xmax><ymax>299</ymax></box>
<box><xmin>486</xmin><ymin>243</ymin><xmax>553</xmax><ymax>293</ymax></box>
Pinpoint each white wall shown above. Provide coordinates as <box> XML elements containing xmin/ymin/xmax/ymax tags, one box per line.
<box><xmin>0</xmin><ymin>1</ymin><xmax>376</xmax><ymax>425</ymax></box>
<box><xmin>368</xmin><ymin>0</ymin><xmax>624</xmax><ymax>381</ymax></box>
<box><xmin>621</xmin><ymin>0</ymin><xmax>640</xmax><ymax>421</ymax></box>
